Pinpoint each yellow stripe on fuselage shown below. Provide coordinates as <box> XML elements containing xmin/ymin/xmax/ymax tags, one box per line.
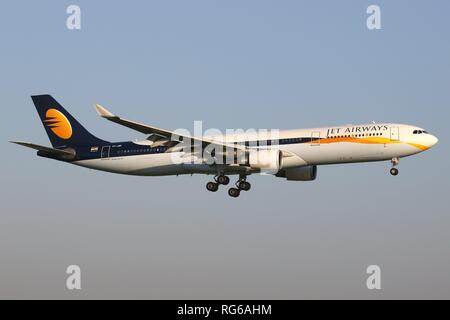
<box><xmin>312</xmin><ymin>137</ymin><xmax>428</xmax><ymax>151</ymax></box>
<box><xmin>407</xmin><ymin>143</ymin><xmax>430</xmax><ymax>151</ymax></box>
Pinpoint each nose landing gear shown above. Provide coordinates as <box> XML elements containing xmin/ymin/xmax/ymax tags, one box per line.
<box><xmin>390</xmin><ymin>168</ymin><xmax>399</xmax><ymax>176</ymax></box>
<box><xmin>390</xmin><ymin>157</ymin><xmax>400</xmax><ymax>176</ymax></box>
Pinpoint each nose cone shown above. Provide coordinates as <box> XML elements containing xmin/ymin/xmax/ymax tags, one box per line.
<box><xmin>428</xmin><ymin>135</ymin><xmax>439</xmax><ymax>148</ymax></box>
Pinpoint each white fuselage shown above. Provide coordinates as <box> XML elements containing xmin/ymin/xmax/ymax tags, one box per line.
<box><xmin>74</xmin><ymin>123</ymin><xmax>438</xmax><ymax>176</ymax></box>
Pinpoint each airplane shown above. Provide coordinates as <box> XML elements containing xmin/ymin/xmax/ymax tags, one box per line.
<box><xmin>11</xmin><ymin>95</ymin><xmax>438</xmax><ymax>198</ymax></box>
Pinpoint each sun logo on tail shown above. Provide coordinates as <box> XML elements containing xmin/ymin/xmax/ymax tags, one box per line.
<box><xmin>44</xmin><ymin>109</ymin><xmax>73</xmax><ymax>140</ymax></box>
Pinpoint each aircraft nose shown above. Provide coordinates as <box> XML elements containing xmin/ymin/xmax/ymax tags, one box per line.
<box><xmin>429</xmin><ymin>135</ymin><xmax>439</xmax><ymax>147</ymax></box>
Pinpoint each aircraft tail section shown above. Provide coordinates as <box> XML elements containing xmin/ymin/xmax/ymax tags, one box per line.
<box><xmin>31</xmin><ymin>95</ymin><xmax>108</xmax><ymax>148</ymax></box>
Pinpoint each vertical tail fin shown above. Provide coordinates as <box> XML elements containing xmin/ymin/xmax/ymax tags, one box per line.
<box><xmin>31</xmin><ymin>95</ymin><xmax>108</xmax><ymax>148</ymax></box>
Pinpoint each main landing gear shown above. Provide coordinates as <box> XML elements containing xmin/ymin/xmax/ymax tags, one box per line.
<box><xmin>206</xmin><ymin>174</ymin><xmax>251</xmax><ymax>198</ymax></box>
<box><xmin>228</xmin><ymin>176</ymin><xmax>251</xmax><ymax>198</ymax></box>
<box><xmin>206</xmin><ymin>174</ymin><xmax>229</xmax><ymax>192</ymax></box>
<box><xmin>390</xmin><ymin>157</ymin><xmax>400</xmax><ymax>176</ymax></box>
<box><xmin>206</xmin><ymin>181</ymin><xmax>219</xmax><ymax>192</ymax></box>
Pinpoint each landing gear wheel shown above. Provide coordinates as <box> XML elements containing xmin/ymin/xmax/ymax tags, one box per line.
<box><xmin>228</xmin><ymin>188</ymin><xmax>241</xmax><ymax>198</ymax></box>
<box><xmin>238</xmin><ymin>181</ymin><xmax>251</xmax><ymax>191</ymax></box>
<box><xmin>206</xmin><ymin>182</ymin><xmax>219</xmax><ymax>192</ymax></box>
<box><xmin>390</xmin><ymin>168</ymin><xmax>399</xmax><ymax>176</ymax></box>
<box><xmin>217</xmin><ymin>175</ymin><xmax>230</xmax><ymax>185</ymax></box>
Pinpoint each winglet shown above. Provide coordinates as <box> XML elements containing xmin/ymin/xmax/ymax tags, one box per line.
<box><xmin>95</xmin><ymin>104</ymin><xmax>115</xmax><ymax>118</ymax></box>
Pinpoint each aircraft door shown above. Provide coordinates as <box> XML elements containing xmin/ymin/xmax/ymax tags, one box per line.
<box><xmin>311</xmin><ymin>131</ymin><xmax>321</xmax><ymax>146</ymax></box>
<box><xmin>101</xmin><ymin>146</ymin><xmax>111</xmax><ymax>159</ymax></box>
<box><xmin>390</xmin><ymin>127</ymin><xmax>400</xmax><ymax>141</ymax></box>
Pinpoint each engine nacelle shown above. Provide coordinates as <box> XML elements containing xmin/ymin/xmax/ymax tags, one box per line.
<box><xmin>248</xmin><ymin>149</ymin><xmax>282</xmax><ymax>171</ymax></box>
<box><xmin>276</xmin><ymin>165</ymin><xmax>317</xmax><ymax>181</ymax></box>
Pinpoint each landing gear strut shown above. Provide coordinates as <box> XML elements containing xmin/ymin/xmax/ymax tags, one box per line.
<box><xmin>390</xmin><ymin>157</ymin><xmax>400</xmax><ymax>176</ymax></box>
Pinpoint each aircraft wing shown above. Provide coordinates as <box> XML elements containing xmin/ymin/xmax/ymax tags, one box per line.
<box><xmin>94</xmin><ymin>104</ymin><xmax>246</xmax><ymax>152</ymax></box>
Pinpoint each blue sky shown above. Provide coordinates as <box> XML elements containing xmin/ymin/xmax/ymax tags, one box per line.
<box><xmin>0</xmin><ymin>0</ymin><xmax>449</xmax><ymax>299</ymax></box>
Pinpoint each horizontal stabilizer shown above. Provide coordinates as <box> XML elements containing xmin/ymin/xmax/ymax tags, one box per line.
<box><xmin>10</xmin><ymin>141</ymin><xmax>76</xmax><ymax>159</ymax></box>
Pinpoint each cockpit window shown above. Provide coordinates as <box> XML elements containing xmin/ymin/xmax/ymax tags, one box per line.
<box><xmin>413</xmin><ymin>130</ymin><xmax>428</xmax><ymax>134</ymax></box>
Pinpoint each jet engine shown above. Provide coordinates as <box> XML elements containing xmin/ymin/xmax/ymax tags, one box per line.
<box><xmin>248</xmin><ymin>149</ymin><xmax>282</xmax><ymax>171</ymax></box>
<box><xmin>276</xmin><ymin>165</ymin><xmax>317</xmax><ymax>181</ymax></box>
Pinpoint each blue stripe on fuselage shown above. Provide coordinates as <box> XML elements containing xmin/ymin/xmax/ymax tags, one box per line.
<box><xmin>62</xmin><ymin>141</ymin><xmax>169</xmax><ymax>162</ymax></box>
<box><xmin>59</xmin><ymin>137</ymin><xmax>322</xmax><ymax>162</ymax></box>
